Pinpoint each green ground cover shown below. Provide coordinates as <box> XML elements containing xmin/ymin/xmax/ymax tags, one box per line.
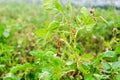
<box><xmin>0</xmin><ymin>1</ymin><xmax>120</xmax><ymax>80</ymax></box>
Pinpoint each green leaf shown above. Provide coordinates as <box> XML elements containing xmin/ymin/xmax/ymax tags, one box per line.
<box><xmin>79</xmin><ymin>7</ymin><xmax>95</xmax><ymax>32</ymax></box>
<box><xmin>93</xmin><ymin>74</ymin><xmax>103</xmax><ymax>80</ymax></box>
<box><xmin>111</xmin><ymin>61</ymin><xmax>120</xmax><ymax>70</ymax></box>
<box><xmin>92</xmin><ymin>54</ymin><xmax>103</xmax><ymax>66</ymax></box>
<box><xmin>43</xmin><ymin>0</ymin><xmax>62</xmax><ymax>11</ymax></box>
<box><xmin>0</xmin><ymin>64</ymin><xmax>5</xmax><ymax>68</ymax></box>
<box><xmin>103</xmin><ymin>51</ymin><xmax>117</xmax><ymax>61</ymax></box>
<box><xmin>35</xmin><ymin>21</ymin><xmax>59</xmax><ymax>38</ymax></box>
<box><xmin>78</xmin><ymin>63</ymin><xmax>89</xmax><ymax>74</ymax></box>
<box><xmin>115</xmin><ymin>43</ymin><xmax>120</xmax><ymax>55</ymax></box>
<box><xmin>80</xmin><ymin>54</ymin><xmax>94</xmax><ymax>61</ymax></box>
<box><xmin>10</xmin><ymin>63</ymin><xmax>32</xmax><ymax>73</ymax></box>
<box><xmin>3</xmin><ymin>31</ymin><xmax>10</xmax><ymax>38</ymax></box>
<box><xmin>75</xmin><ymin>15</ymin><xmax>82</xmax><ymax>25</ymax></box>
<box><xmin>54</xmin><ymin>1</ymin><xmax>63</xmax><ymax>12</ymax></box>
<box><xmin>0</xmin><ymin>24</ymin><xmax>5</xmax><ymax>37</ymax></box>
<box><xmin>103</xmin><ymin>51</ymin><xmax>115</xmax><ymax>58</ymax></box>
<box><xmin>80</xmin><ymin>7</ymin><xmax>90</xmax><ymax>16</ymax></box>
<box><xmin>84</xmin><ymin>74</ymin><xmax>92</xmax><ymax>80</ymax></box>
<box><xmin>47</xmin><ymin>21</ymin><xmax>59</xmax><ymax>31</ymax></box>
<box><xmin>35</xmin><ymin>28</ymin><xmax>47</xmax><ymax>37</ymax></box>
<box><xmin>43</xmin><ymin>0</ymin><xmax>55</xmax><ymax>9</ymax></box>
<box><xmin>102</xmin><ymin>62</ymin><xmax>111</xmax><ymax>71</ymax></box>
<box><xmin>66</xmin><ymin>61</ymin><xmax>74</xmax><ymax>66</ymax></box>
<box><xmin>38</xmin><ymin>71</ymin><xmax>51</xmax><ymax>80</ymax></box>
<box><xmin>30</xmin><ymin>50</ymin><xmax>39</xmax><ymax>56</ymax></box>
<box><xmin>116</xmin><ymin>74</ymin><xmax>120</xmax><ymax>80</ymax></box>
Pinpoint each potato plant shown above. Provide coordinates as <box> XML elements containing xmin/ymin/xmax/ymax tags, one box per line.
<box><xmin>0</xmin><ymin>0</ymin><xmax>120</xmax><ymax>80</ymax></box>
